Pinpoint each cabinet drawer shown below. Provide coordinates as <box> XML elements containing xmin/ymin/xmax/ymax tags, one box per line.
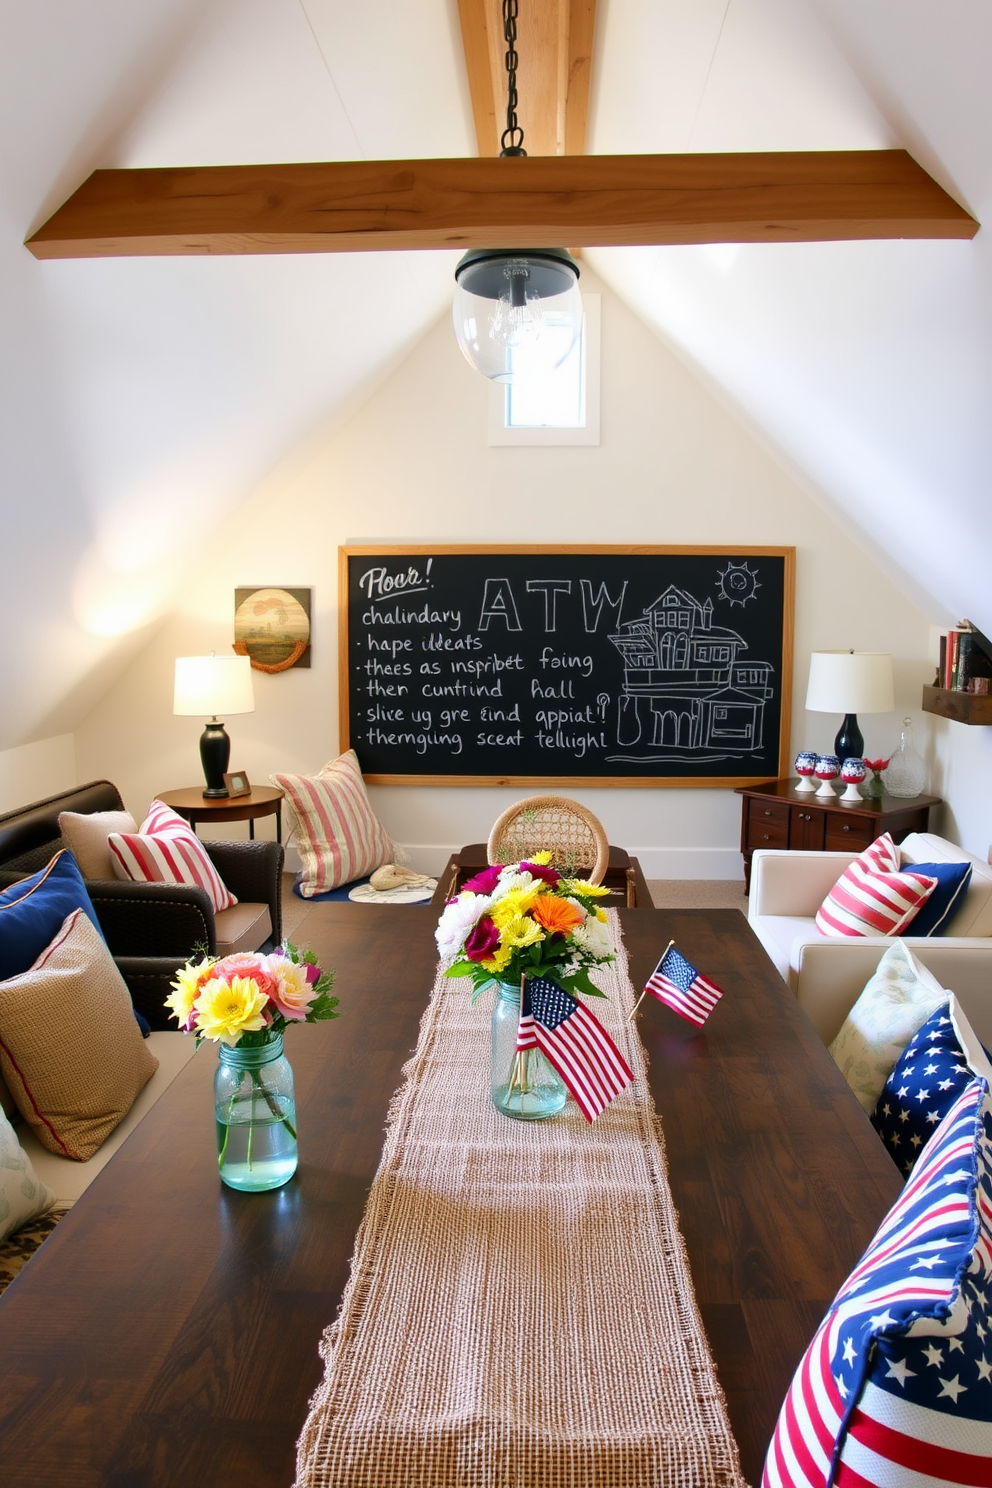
<box><xmin>746</xmin><ymin>814</ymin><xmax>790</xmax><ymax>849</ymax></box>
<box><xmin>824</xmin><ymin>816</ymin><xmax>875</xmax><ymax>851</ymax></box>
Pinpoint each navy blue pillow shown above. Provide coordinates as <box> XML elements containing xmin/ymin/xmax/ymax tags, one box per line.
<box><xmin>871</xmin><ymin>1004</ymin><xmax>969</xmax><ymax>1173</ymax></box>
<box><xmin>898</xmin><ymin>859</ymin><xmax>972</xmax><ymax>937</ymax></box>
<box><xmin>0</xmin><ymin>853</ymin><xmax>150</xmax><ymax>1037</ymax></box>
<box><xmin>0</xmin><ymin>851</ymin><xmax>105</xmax><ymax>980</ymax></box>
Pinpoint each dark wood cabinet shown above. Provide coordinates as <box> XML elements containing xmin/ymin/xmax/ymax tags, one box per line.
<box><xmin>736</xmin><ymin>780</ymin><xmax>941</xmax><ymax>892</ymax></box>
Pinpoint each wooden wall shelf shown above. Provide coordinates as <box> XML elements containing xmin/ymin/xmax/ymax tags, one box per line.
<box><xmin>922</xmin><ymin>684</ymin><xmax>992</xmax><ymax>725</ymax></box>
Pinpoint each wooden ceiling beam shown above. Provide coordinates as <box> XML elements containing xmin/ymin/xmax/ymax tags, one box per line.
<box><xmin>25</xmin><ymin>151</ymin><xmax>977</xmax><ymax>261</ymax></box>
<box><xmin>456</xmin><ymin>0</ymin><xmax>597</xmax><ymax>157</ymax></box>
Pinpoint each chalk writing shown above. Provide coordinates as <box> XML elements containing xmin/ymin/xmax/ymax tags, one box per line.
<box><xmin>344</xmin><ymin>550</ymin><xmax>791</xmax><ymax>781</ymax></box>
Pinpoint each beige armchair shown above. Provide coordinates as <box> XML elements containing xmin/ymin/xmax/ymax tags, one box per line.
<box><xmin>748</xmin><ymin>832</ymin><xmax>992</xmax><ymax>1045</ymax></box>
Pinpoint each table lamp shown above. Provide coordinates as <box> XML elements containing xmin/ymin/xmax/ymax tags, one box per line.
<box><xmin>174</xmin><ymin>654</ymin><xmax>255</xmax><ymax>798</ymax></box>
<box><xmin>805</xmin><ymin>650</ymin><xmax>894</xmax><ymax>764</ymax></box>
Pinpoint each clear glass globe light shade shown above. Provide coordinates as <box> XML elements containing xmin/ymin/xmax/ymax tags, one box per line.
<box><xmin>452</xmin><ymin>253</ymin><xmax>582</xmax><ymax>383</ymax></box>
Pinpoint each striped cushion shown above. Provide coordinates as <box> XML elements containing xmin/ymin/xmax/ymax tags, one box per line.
<box><xmin>815</xmin><ymin>833</ymin><xmax>937</xmax><ymax>937</ymax></box>
<box><xmin>107</xmin><ymin>800</ymin><xmax>236</xmax><ymax>913</ymax></box>
<box><xmin>271</xmin><ymin>750</ymin><xmax>394</xmax><ymax>898</ymax></box>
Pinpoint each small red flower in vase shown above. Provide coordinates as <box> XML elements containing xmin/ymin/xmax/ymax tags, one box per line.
<box><xmin>862</xmin><ymin>757</ymin><xmax>890</xmax><ymax>800</ymax></box>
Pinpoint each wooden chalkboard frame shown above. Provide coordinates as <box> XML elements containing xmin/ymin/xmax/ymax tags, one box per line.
<box><xmin>339</xmin><ymin>545</ymin><xmax>795</xmax><ymax>787</ymax></box>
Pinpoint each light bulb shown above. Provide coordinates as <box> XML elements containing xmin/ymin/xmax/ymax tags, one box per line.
<box><xmin>453</xmin><ymin>249</ymin><xmax>582</xmax><ymax>383</ymax></box>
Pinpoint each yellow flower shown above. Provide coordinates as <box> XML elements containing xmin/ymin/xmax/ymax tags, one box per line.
<box><xmin>490</xmin><ymin>885</ymin><xmax>542</xmax><ymax>928</ymax></box>
<box><xmin>529</xmin><ymin>851</ymin><xmax>553</xmax><ymax>865</ymax></box>
<box><xmin>166</xmin><ymin>957</ymin><xmax>215</xmax><ymax>1030</ymax></box>
<box><xmin>565</xmin><ymin>879</ymin><xmax>611</xmax><ymax>898</ymax></box>
<box><xmin>193</xmin><ymin>975</ymin><xmax>269</xmax><ymax>1045</ymax></box>
<box><xmin>501</xmin><ymin>914</ymin><xmax>544</xmax><ymax>950</ymax></box>
<box><xmin>480</xmin><ymin>941</ymin><xmax>515</xmax><ymax>975</ymax></box>
<box><xmin>594</xmin><ymin>906</ymin><xmax>608</xmax><ymax>923</ymax></box>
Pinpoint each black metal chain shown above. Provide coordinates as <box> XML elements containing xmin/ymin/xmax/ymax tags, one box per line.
<box><xmin>500</xmin><ymin>0</ymin><xmax>526</xmax><ymax>156</ymax></box>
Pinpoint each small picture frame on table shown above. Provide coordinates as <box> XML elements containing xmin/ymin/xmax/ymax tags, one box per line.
<box><xmin>223</xmin><ymin>770</ymin><xmax>251</xmax><ymax>798</ymax></box>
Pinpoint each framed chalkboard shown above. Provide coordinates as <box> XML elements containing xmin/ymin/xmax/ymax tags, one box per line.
<box><xmin>339</xmin><ymin>546</ymin><xmax>794</xmax><ymax>786</ymax></box>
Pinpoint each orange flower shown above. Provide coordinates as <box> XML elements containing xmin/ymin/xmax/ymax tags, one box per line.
<box><xmin>531</xmin><ymin>897</ymin><xmax>585</xmax><ymax>935</ymax></box>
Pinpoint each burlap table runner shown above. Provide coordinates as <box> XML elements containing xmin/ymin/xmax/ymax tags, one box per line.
<box><xmin>295</xmin><ymin>914</ymin><xmax>748</xmax><ymax>1488</ymax></box>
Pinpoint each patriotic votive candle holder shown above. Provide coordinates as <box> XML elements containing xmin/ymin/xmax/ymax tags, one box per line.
<box><xmin>814</xmin><ymin>754</ymin><xmax>840</xmax><ymax>797</ymax></box>
<box><xmin>839</xmin><ymin>756</ymin><xmax>867</xmax><ymax>802</ymax></box>
<box><xmin>794</xmin><ymin>751</ymin><xmax>818</xmax><ymax>793</ymax></box>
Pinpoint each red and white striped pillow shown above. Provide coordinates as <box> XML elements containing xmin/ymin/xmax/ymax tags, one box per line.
<box><xmin>271</xmin><ymin>749</ymin><xmax>394</xmax><ymax>897</ymax></box>
<box><xmin>815</xmin><ymin>832</ymin><xmax>937</xmax><ymax>938</ymax></box>
<box><xmin>108</xmin><ymin>801</ymin><xmax>237</xmax><ymax>914</ymax></box>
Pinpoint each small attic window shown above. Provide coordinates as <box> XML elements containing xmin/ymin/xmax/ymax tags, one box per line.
<box><xmin>488</xmin><ymin>294</ymin><xmax>600</xmax><ymax>446</ymax></box>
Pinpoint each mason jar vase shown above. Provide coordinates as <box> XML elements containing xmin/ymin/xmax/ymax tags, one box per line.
<box><xmin>490</xmin><ymin>981</ymin><xmax>567</xmax><ymax>1121</ymax></box>
<box><xmin>214</xmin><ymin>1034</ymin><xmax>298</xmax><ymax>1191</ymax></box>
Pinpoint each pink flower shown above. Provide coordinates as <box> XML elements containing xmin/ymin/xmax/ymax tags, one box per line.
<box><xmin>465</xmin><ymin>915</ymin><xmax>500</xmax><ymax>962</ymax></box>
<box><xmin>265</xmin><ymin>956</ymin><xmax>317</xmax><ymax>1021</ymax></box>
<box><xmin>461</xmin><ymin>864</ymin><xmax>504</xmax><ymax>895</ymax></box>
<box><xmin>304</xmin><ymin>961</ymin><xmax>320</xmax><ymax>985</ymax></box>
<box><xmin>212</xmin><ymin>953</ymin><xmax>278</xmax><ymax>1005</ymax></box>
<box><xmin>521</xmin><ymin>860</ymin><xmax>560</xmax><ymax>887</ymax></box>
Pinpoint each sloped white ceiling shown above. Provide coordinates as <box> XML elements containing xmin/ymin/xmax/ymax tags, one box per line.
<box><xmin>1</xmin><ymin>0</ymin><xmax>987</xmax><ymax>749</ymax></box>
<box><xmin>587</xmin><ymin>0</ymin><xmax>992</xmax><ymax>628</ymax></box>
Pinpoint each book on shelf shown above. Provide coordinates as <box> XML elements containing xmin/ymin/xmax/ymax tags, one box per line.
<box><xmin>939</xmin><ymin>621</ymin><xmax>992</xmax><ymax>692</ymax></box>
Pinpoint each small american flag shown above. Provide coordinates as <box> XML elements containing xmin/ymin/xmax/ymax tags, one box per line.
<box><xmin>515</xmin><ymin>976</ymin><xmax>633</xmax><ymax>1123</ymax></box>
<box><xmin>645</xmin><ymin>946</ymin><xmax>723</xmax><ymax>1028</ymax></box>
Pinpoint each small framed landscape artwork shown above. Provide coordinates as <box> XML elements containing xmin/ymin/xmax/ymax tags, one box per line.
<box><xmin>223</xmin><ymin>770</ymin><xmax>251</xmax><ymax>798</ymax></box>
<box><xmin>234</xmin><ymin>587</ymin><xmax>311</xmax><ymax>671</ymax></box>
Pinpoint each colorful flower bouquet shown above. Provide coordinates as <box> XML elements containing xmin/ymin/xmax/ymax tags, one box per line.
<box><xmin>166</xmin><ymin>945</ymin><xmax>338</xmax><ymax>1045</ymax></box>
<box><xmin>166</xmin><ymin>945</ymin><xmax>338</xmax><ymax>1191</ymax></box>
<box><xmin>436</xmin><ymin>851</ymin><xmax>616</xmax><ymax>1000</ymax></box>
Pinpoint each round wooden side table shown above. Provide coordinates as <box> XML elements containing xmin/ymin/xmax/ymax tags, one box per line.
<box><xmin>156</xmin><ymin>785</ymin><xmax>284</xmax><ymax>842</ymax></box>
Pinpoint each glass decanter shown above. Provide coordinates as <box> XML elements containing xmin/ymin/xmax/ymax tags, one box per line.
<box><xmin>883</xmin><ymin>717</ymin><xmax>928</xmax><ymax>799</ymax></box>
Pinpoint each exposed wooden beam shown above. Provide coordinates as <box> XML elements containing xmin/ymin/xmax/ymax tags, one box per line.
<box><xmin>25</xmin><ymin>151</ymin><xmax>977</xmax><ymax>261</ymax></box>
<box><xmin>456</xmin><ymin>0</ymin><xmax>597</xmax><ymax>157</ymax></box>
<box><xmin>563</xmin><ymin>0</ymin><xmax>597</xmax><ymax>158</ymax></box>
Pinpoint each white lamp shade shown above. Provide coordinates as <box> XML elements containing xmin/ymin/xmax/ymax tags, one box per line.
<box><xmin>805</xmin><ymin>651</ymin><xmax>894</xmax><ymax>715</ymax></box>
<box><xmin>174</xmin><ymin>655</ymin><xmax>255</xmax><ymax>717</ymax></box>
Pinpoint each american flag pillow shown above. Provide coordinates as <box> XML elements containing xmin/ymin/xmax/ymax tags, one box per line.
<box><xmin>815</xmin><ymin>833</ymin><xmax>938</xmax><ymax>938</ymax></box>
<box><xmin>108</xmin><ymin>800</ymin><xmax>237</xmax><ymax>914</ymax></box>
<box><xmin>872</xmin><ymin>996</ymin><xmax>992</xmax><ymax>1177</ymax></box>
<box><xmin>764</xmin><ymin>1077</ymin><xmax>992</xmax><ymax>1488</ymax></box>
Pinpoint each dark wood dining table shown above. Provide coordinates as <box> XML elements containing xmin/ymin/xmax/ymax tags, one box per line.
<box><xmin>0</xmin><ymin>905</ymin><xmax>901</xmax><ymax>1487</ymax></box>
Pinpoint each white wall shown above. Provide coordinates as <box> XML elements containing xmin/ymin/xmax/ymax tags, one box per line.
<box><xmin>74</xmin><ymin>274</ymin><xmax>938</xmax><ymax>877</ymax></box>
<box><xmin>0</xmin><ymin>735</ymin><xmax>77</xmax><ymax>815</ymax></box>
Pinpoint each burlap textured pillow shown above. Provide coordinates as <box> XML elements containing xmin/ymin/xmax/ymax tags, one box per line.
<box><xmin>0</xmin><ymin>909</ymin><xmax>159</xmax><ymax>1161</ymax></box>
<box><xmin>58</xmin><ymin>809</ymin><xmax>138</xmax><ymax>880</ymax></box>
<box><xmin>271</xmin><ymin>749</ymin><xmax>395</xmax><ymax>897</ymax></box>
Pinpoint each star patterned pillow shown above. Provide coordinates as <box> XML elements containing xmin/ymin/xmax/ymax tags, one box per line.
<box><xmin>872</xmin><ymin>996</ymin><xmax>992</xmax><ymax>1176</ymax></box>
<box><xmin>764</xmin><ymin>1077</ymin><xmax>992</xmax><ymax>1488</ymax></box>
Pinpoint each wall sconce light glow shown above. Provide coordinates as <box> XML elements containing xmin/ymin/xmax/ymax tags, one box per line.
<box><xmin>72</xmin><ymin>547</ymin><xmax>177</xmax><ymax>637</ymax></box>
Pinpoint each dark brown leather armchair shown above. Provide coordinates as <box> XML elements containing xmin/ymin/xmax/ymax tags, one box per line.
<box><xmin>0</xmin><ymin>781</ymin><xmax>283</xmax><ymax>1000</ymax></box>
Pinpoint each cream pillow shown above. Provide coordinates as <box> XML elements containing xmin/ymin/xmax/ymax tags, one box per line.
<box><xmin>0</xmin><ymin>1105</ymin><xmax>55</xmax><ymax>1243</ymax></box>
<box><xmin>828</xmin><ymin>940</ymin><xmax>950</xmax><ymax>1114</ymax></box>
<box><xmin>58</xmin><ymin>808</ymin><xmax>138</xmax><ymax>879</ymax></box>
<box><xmin>0</xmin><ymin>909</ymin><xmax>159</xmax><ymax>1160</ymax></box>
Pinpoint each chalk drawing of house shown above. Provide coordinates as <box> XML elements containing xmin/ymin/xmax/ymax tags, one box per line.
<box><xmin>608</xmin><ymin>585</ymin><xmax>774</xmax><ymax>754</ymax></box>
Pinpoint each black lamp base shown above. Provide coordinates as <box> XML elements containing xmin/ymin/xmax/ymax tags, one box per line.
<box><xmin>834</xmin><ymin>713</ymin><xmax>864</xmax><ymax>764</ymax></box>
<box><xmin>199</xmin><ymin>719</ymin><xmax>230</xmax><ymax>798</ymax></box>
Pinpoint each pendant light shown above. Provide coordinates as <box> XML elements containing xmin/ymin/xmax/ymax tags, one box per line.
<box><xmin>452</xmin><ymin>0</ymin><xmax>582</xmax><ymax>384</ymax></box>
